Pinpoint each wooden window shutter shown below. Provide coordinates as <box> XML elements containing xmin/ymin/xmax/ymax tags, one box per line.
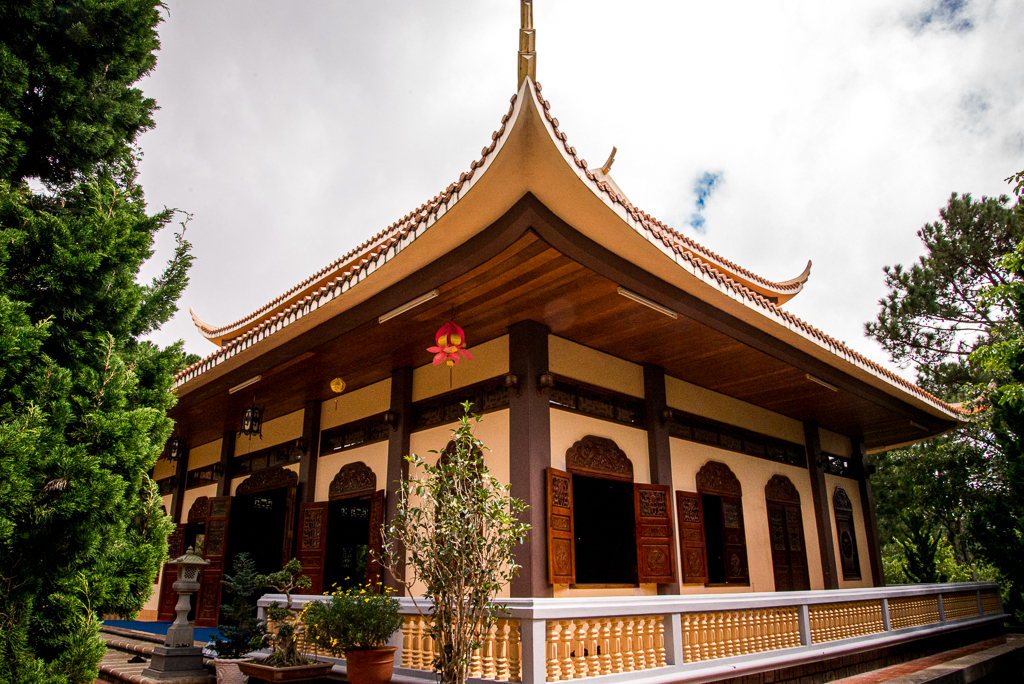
<box><xmin>675</xmin><ymin>491</ymin><xmax>708</xmax><ymax>583</ymax></box>
<box><xmin>720</xmin><ymin>495</ymin><xmax>749</xmax><ymax>584</ymax></box>
<box><xmin>634</xmin><ymin>484</ymin><xmax>676</xmax><ymax>584</ymax></box>
<box><xmin>195</xmin><ymin>496</ymin><xmax>231</xmax><ymax>627</ymax></box>
<box><xmin>157</xmin><ymin>523</ymin><xmax>187</xmax><ymax>621</ymax></box>
<box><xmin>546</xmin><ymin>468</ymin><xmax>575</xmax><ymax>584</ymax></box>
<box><xmin>366</xmin><ymin>489</ymin><xmax>386</xmax><ymax>588</ymax></box>
<box><xmin>297</xmin><ymin>502</ymin><xmax>330</xmax><ymax>594</ymax></box>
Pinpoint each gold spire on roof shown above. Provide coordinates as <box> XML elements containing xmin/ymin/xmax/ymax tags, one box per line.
<box><xmin>518</xmin><ymin>0</ymin><xmax>536</xmax><ymax>88</ymax></box>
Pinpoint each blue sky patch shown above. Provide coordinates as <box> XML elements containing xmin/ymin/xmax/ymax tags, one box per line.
<box><xmin>688</xmin><ymin>171</ymin><xmax>722</xmax><ymax>233</ymax></box>
<box><xmin>914</xmin><ymin>0</ymin><xmax>973</xmax><ymax>33</ymax></box>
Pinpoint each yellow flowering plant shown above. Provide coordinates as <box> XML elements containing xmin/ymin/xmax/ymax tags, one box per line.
<box><xmin>302</xmin><ymin>581</ymin><xmax>402</xmax><ymax>655</ymax></box>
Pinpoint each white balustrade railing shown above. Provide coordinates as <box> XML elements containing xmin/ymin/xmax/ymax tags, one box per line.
<box><xmin>258</xmin><ymin>581</ymin><xmax>1004</xmax><ymax>684</ymax></box>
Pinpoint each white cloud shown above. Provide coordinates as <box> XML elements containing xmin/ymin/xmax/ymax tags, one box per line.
<box><xmin>138</xmin><ymin>0</ymin><xmax>1024</xmax><ymax>385</ymax></box>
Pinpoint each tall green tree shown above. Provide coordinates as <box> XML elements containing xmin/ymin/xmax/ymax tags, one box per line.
<box><xmin>866</xmin><ymin>192</ymin><xmax>1023</xmax><ymax>591</ymax></box>
<box><xmin>0</xmin><ymin>2</ymin><xmax>193</xmax><ymax>682</ymax></box>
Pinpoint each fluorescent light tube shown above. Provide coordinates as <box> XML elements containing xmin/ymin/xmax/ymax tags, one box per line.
<box><xmin>379</xmin><ymin>289</ymin><xmax>440</xmax><ymax>324</ymax></box>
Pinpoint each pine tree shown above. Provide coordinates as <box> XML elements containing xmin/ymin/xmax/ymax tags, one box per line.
<box><xmin>0</xmin><ymin>3</ymin><xmax>193</xmax><ymax>682</ymax></box>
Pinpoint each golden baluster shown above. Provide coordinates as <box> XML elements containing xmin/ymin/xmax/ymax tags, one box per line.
<box><xmin>495</xmin><ymin>620</ymin><xmax>509</xmax><ymax>681</ymax></box>
<box><xmin>484</xmin><ymin>622</ymin><xmax>498</xmax><ymax>679</ymax></box>
<box><xmin>598</xmin><ymin>618</ymin><xmax>612</xmax><ymax>675</ymax></box>
<box><xmin>401</xmin><ymin>617</ymin><xmax>413</xmax><ymax>668</ymax></box>
<box><xmin>572</xmin><ymin>619</ymin><xmax>588</xmax><ymax>678</ymax></box>
<box><xmin>622</xmin><ymin>618</ymin><xmax>635</xmax><ymax>672</ymax></box>
<box><xmin>610</xmin><ymin>619</ymin><xmax>624</xmax><ymax>674</ymax></box>
<box><xmin>508</xmin><ymin>620</ymin><xmax>521</xmax><ymax>683</ymax></box>
<box><xmin>560</xmin><ymin>620</ymin><xmax>575</xmax><ymax>680</ymax></box>
<box><xmin>546</xmin><ymin>621</ymin><xmax>561</xmax><ymax>683</ymax></box>
<box><xmin>699</xmin><ymin>612</ymin><xmax>710</xmax><ymax>662</ymax></box>
<box><xmin>423</xmin><ymin>622</ymin><xmax>434</xmax><ymax>672</ymax></box>
<box><xmin>410</xmin><ymin>617</ymin><xmax>423</xmax><ymax>669</ymax></box>
<box><xmin>682</xmin><ymin>614</ymin><xmax>694</xmax><ymax>664</ymax></box>
<box><xmin>713</xmin><ymin>612</ymin><xmax>725</xmax><ymax>660</ymax></box>
<box><xmin>645</xmin><ymin>616</ymin><xmax>658</xmax><ymax>668</ymax></box>
<box><xmin>634</xmin><ymin>617</ymin><xmax>647</xmax><ymax>670</ymax></box>
<box><xmin>655</xmin><ymin>615</ymin><xmax>666</xmax><ymax>667</ymax></box>
<box><xmin>726</xmin><ymin>612</ymin><xmax>737</xmax><ymax>657</ymax></box>
<box><xmin>587</xmin><ymin>619</ymin><xmax>600</xmax><ymax>676</ymax></box>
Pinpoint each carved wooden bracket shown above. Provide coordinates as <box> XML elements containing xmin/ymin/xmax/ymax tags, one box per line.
<box><xmin>566</xmin><ymin>435</ymin><xmax>633</xmax><ymax>481</ymax></box>
<box><xmin>329</xmin><ymin>461</ymin><xmax>377</xmax><ymax>500</ymax></box>
<box><xmin>187</xmin><ymin>496</ymin><xmax>210</xmax><ymax>522</ymax></box>
<box><xmin>833</xmin><ymin>486</ymin><xmax>853</xmax><ymax>512</ymax></box>
<box><xmin>236</xmin><ymin>466</ymin><xmax>298</xmax><ymax>496</ymax></box>
<box><xmin>765</xmin><ymin>474</ymin><xmax>801</xmax><ymax>504</ymax></box>
<box><xmin>695</xmin><ymin>460</ymin><xmax>742</xmax><ymax>497</ymax></box>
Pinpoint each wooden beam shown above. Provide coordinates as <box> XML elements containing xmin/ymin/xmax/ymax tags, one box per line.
<box><xmin>643</xmin><ymin>364</ymin><xmax>679</xmax><ymax>595</ymax></box>
<box><xmin>805</xmin><ymin>421</ymin><xmax>839</xmax><ymax>589</ymax></box>
<box><xmin>853</xmin><ymin>435</ymin><xmax>885</xmax><ymax>587</ymax></box>
<box><xmin>298</xmin><ymin>400</ymin><xmax>322</xmax><ymax>504</ymax></box>
<box><xmin>509</xmin><ymin>320</ymin><xmax>553</xmax><ymax>598</ymax></box>
<box><xmin>170</xmin><ymin>449</ymin><xmax>188</xmax><ymax>523</ymax></box>
<box><xmin>384</xmin><ymin>367</ymin><xmax>413</xmax><ymax>595</ymax></box>
<box><xmin>215</xmin><ymin>431</ymin><xmax>235</xmax><ymax>498</ymax></box>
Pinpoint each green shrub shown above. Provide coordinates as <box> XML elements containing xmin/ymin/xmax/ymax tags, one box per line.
<box><xmin>303</xmin><ymin>583</ymin><xmax>403</xmax><ymax>655</ymax></box>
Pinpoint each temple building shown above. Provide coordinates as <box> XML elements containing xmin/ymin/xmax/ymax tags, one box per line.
<box><xmin>142</xmin><ymin>5</ymin><xmax>982</xmax><ymax>666</ymax></box>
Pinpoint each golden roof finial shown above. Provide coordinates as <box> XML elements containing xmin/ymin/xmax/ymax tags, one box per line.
<box><xmin>518</xmin><ymin>0</ymin><xmax>536</xmax><ymax>88</ymax></box>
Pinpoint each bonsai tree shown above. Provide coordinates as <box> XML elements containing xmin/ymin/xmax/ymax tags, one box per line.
<box><xmin>302</xmin><ymin>582</ymin><xmax>403</xmax><ymax>655</ymax></box>
<box><xmin>383</xmin><ymin>404</ymin><xmax>529</xmax><ymax>684</ymax></box>
<box><xmin>255</xmin><ymin>558</ymin><xmax>314</xmax><ymax>666</ymax></box>
<box><xmin>208</xmin><ymin>553</ymin><xmax>266</xmax><ymax>659</ymax></box>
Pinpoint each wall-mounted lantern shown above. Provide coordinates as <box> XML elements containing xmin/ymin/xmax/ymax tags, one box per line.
<box><xmin>503</xmin><ymin>373</ymin><xmax>520</xmax><ymax>397</ymax></box>
<box><xmin>166</xmin><ymin>437</ymin><xmax>188</xmax><ymax>463</ymax></box>
<box><xmin>382</xmin><ymin>411</ymin><xmax>399</xmax><ymax>428</ymax></box>
<box><xmin>537</xmin><ymin>372</ymin><xmax>555</xmax><ymax>396</ymax></box>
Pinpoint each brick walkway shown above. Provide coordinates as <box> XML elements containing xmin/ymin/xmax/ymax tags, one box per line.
<box><xmin>831</xmin><ymin>634</ymin><xmax>1022</xmax><ymax>683</ymax></box>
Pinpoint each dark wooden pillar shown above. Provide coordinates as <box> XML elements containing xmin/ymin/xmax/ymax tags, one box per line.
<box><xmin>853</xmin><ymin>436</ymin><xmax>884</xmax><ymax>586</ymax></box>
<box><xmin>215</xmin><ymin>431</ymin><xmax>235</xmax><ymax>498</ymax></box>
<box><xmin>643</xmin><ymin>364</ymin><xmax>679</xmax><ymax>595</ymax></box>
<box><xmin>384</xmin><ymin>367</ymin><xmax>414</xmax><ymax>595</ymax></box>
<box><xmin>298</xmin><ymin>400</ymin><xmax>322</xmax><ymax>504</ymax></box>
<box><xmin>509</xmin><ymin>320</ymin><xmax>553</xmax><ymax>598</ymax></box>
<box><xmin>805</xmin><ymin>421</ymin><xmax>839</xmax><ymax>589</ymax></box>
<box><xmin>170</xmin><ymin>446</ymin><xmax>189</xmax><ymax>522</ymax></box>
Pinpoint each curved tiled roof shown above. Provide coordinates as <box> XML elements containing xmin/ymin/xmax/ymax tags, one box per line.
<box><xmin>174</xmin><ymin>81</ymin><xmax>964</xmax><ymax>421</ymax></box>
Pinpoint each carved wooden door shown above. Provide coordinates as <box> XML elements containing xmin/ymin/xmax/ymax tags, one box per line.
<box><xmin>633</xmin><ymin>484</ymin><xmax>676</xmax><ymax>584</ymax></box>
<box><xmin>195</xmin><ymin>496</ymin><xmax>231</xmax><ymax>627</ymax></box>
<box><xmin>676</xmin><ymin>491</ymin><xmax>708</xmax><ymax>584</ymax></box>
<box><xmin>767</xmin><ymin>501</ymin><xmax>810</xmax><ymax>591</ymax></box>
<box><xmin>366</xmin><ymin>489</ymin><xmax>386</xmax><ymax>588</ymax></box>
<box><xmin>157</xmin><ymin>523</ymin><xmax>187</xmax><ymax>621</ymax></box>
<box><xmin>297</xmin><ymin>502</ymin><xmax>329</xmax><ymax>594</ymax></box>
<box><xmin>546</xmin><ymin>468</ymin><xmax>575</xmax><ymax>584</ymax></box>
<box><xmin>720</xmin><ymin>495</ymin><xmax>749</xmax><ymax>584</ymax></box>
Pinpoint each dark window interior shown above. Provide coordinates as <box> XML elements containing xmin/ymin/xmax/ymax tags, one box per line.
<box><xmin>323</xmin><ymin>496</ymin><xmax>371</xmax><ymax>592</ymax></box>
<box><xmin>227</xmin><ymin>486</ymin><xmax>289</xmax><ymax>576</ymax></box>
<box><xmin>572</xmin><ymin>475</ymin><xmax>637</xmax><ymax>585</ymax></box>
<box><xmin>702</xmin><ymin>494</ymin><xmax>726</xmax><ymax>584</ymax></box>
<box><xmin>184</xmin><ymin>521</ymin><xmax>205</xmax><ymax>620</ymax></box>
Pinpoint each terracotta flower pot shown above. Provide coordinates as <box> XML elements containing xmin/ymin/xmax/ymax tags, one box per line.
<box><xmin>344</xmin><ymin>647</ymin><xmax>398</xmax><ymax>684</ymax></box>
<box><xmin>236</xmin><ymin>660</ymin><xmax>335</xmax><ymax>683</ymax></box>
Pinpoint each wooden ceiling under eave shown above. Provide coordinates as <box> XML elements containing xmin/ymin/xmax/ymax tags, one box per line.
<box><xmin>169</xmin><ymin>195</ymin><xmax>957</xmax><ymax>453</ymax></box>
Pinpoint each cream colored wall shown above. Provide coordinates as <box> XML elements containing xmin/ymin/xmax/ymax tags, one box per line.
<box><xmin>187</xmin><ymin>438</ymin><xmax>223</xmax><ymax>470</ymax></box>
<box><xmin>670</xmin><ymin>438</ymin><xmax>826</xmax><ymax>594</ymax></box>
<box><xmin>548</xmin><ymin>336</ymin><xmax>644</xmax><ymax>398</ymax></box>
<box><xmin>548</xmin><ymin>410</ymin><xmax>656</xmax><ymax>597</ymax></box>
<box><xmin>321</xmin><ymin>378</ymin><xmax>391</xmax><ymax>431</ymax></box>
<box><xmin>315</xmin><ymin>442</ymin><xmax>389</xmax><ymax>502</ymax></box>
<box><xmin>152</xmin><ymin>457</ymin><xmax>175</xmax><ymax>481</ymax></box>
<box><xmin>235</xmin><ymin>408</ymin><xmax>304</xmax><ymax>457</ymax></box>
<box><xmin>161</xmin><ymin>494</ymin><xmax>172</xmax><ymax>516</ymax></box>
<box><xmin>664</xmin><ymin>376</ymin><xmax>805</xmax><ymax>445</ymax></box>
<box><xmin>825</xmin><ymin>473</ymin><xmax>872</xmax><ymax>588</ymax></box>
<box><xmin>550</xmin><ymin>410</ymin><xmax>650</xmax><ymax>484</ymax></box>
<box><xmin>412</xmin><ymin>335</ymin><xmax>509</xmax><ymax>402</ymax></box>
<box><xmin>820</xmin><ymin>429</ymin><xmax>852</xmax><ymax>458</ymax></box>
<box><xmin>181</xmin><ymin>484</ymin><xmax>217</xmax><ymax>521</ymax></box>
<box><xmin>405</xmin><ymin>410</ymin><xmax>511</xmax><ymax>598</ymax></box>
<box><xmin>229</xmin><ymin>462</ymin><xmax>301</xmax><ymax>496</ymax></box>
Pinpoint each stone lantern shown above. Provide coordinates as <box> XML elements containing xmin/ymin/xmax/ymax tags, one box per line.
<box><xmin>142</xmin><ymin>546</ymin><xmax>214</xmax><ymax>681</ymax></box>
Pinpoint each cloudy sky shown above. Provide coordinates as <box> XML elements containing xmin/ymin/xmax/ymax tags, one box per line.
<box><xmin>137</xmin><ymin>0</ymin><xmax>1024</xmax><ymax>381</ymax></box>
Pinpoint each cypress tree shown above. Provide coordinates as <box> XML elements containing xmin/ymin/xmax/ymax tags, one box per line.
<box><xmin>0</xmin><ymin>2</ymin><xmax>193</xmax><ymax>682</ymax></box>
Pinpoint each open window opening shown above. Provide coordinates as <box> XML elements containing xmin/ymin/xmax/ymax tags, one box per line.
<box><xmin>546</xmin><ymin>435</ymin><xmax>676</xmax><ymax>587</ymax></box>
<box><xmin>298</xmin><ymin>461</ymin><xmax>384</xmax><ymax>595</ymax></box>
<box><xmin>678</xmin><ymin>461</ymin><xmax>749</xmax><ymax>586</ymax></box>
